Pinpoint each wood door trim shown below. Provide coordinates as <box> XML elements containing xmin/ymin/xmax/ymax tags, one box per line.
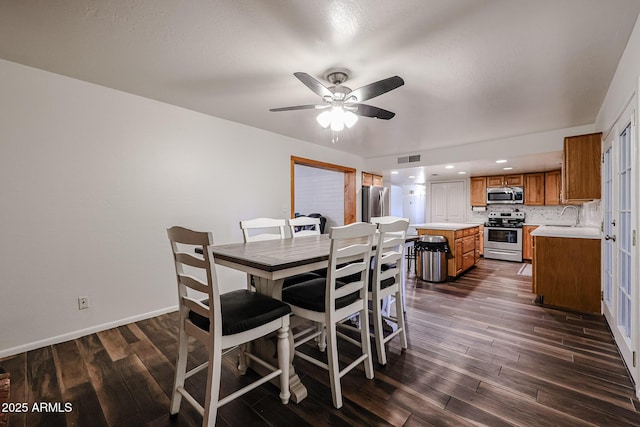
<box><xmin>290</xmin><ymin>156</ymin><xmax>357</xmax><ymax>224</ymax></box>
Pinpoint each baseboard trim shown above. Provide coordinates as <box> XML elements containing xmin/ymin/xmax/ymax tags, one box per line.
<box><xmin>0</xmin><ymin>305</ymin><xmax>178</xmax><ymax>359</ymax></box>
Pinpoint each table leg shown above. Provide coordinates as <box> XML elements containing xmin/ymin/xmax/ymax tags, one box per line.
<box><xmin>250</xmin><ymin>277</ymin><xmax>308</xmax><ymax>403</ymax></box>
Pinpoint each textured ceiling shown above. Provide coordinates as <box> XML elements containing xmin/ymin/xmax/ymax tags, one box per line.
<box><xmin>1</xmin><ymin>0</ymin><xmax>639</xmax><ymax>164</ymax></box>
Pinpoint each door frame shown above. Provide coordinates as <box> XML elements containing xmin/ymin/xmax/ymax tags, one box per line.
<box><xmin>601</xmin><ymin>95</ymin><xmax>638</xmax><ymax>390</ymax></box>
<box><xmin>290</xmin><ymin>156</ymin><xmax>357</xmax><ymax>224</ymax></box>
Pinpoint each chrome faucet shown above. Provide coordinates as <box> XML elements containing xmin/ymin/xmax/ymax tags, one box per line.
<box><xmin>560</xmin><ymin>205</ymin><xmax>580</xmax><ymax>227</ymax></box>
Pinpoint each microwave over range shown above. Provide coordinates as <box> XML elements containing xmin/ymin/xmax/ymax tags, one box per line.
<box><xmin>486</xmin><ymin>186</ymin><xmax>524</xmax><ymax>204</ymax></box>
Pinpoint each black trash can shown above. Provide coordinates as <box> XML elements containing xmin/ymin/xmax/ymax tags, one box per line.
<box><xmin>415</xmin><ymin>235</ymin><xmax>449</xmax><ymax>282</ymax></box>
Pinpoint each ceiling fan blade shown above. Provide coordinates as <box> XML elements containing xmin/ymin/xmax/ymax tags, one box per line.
<box><xmin>294</xmin><ymin>72</ymin><xmax>333</xmax><ymax>98</ymax></box>
<box><xmin>348</xmin><ymin>76</ymin><xmax>404</xmax><ymax>102</ymax></box>
<box><xmin>270</xmin><ymin>104</ymin><xmax>321</xmax><ymax>112</ymax></box>
<box><xmin>353</xmin><ymin>104</ymin><xmax>396</xmax><ymax>120</ymax></box>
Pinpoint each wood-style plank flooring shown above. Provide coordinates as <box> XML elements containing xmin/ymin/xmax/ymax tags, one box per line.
<box><xmin>2</xmin><ymin>258</ymin><xmax>640</xmax><ymax>426</ymax></box>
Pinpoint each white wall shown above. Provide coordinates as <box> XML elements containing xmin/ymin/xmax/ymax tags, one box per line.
<box><xmin>0</xmin><ymin>59</ymin><xmax>364</xmax><ymax>356</ymax></box>
<box><xmin>294</xmin><ymin>164</ymin><xmax>344</xmax><ymax>230</ymax></box>
<box><xmin>390</xmin><ymin>185</ymin><xmax>403</xmax><ymax>218</ymax></box>
<box><xmin>402</xmin><ymin>184</ymin><xmax>426</xmax><ymax>226</ymax></box>
<box><xmin>596</xmin><ymin>14</ymin><xmax>640</xmax><ymax>134</ymax></box>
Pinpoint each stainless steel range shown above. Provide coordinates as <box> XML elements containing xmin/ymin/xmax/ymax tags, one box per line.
<box><xmin>484</xmin><ymin>212</ymin><xmax>525</xmax><ymax>262</ymax></box>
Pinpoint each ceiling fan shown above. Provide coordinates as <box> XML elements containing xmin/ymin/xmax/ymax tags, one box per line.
<box><xmin>270</xmin><ymin>68</ymin><xmax>404</xmax><ymax>138</ymax></box>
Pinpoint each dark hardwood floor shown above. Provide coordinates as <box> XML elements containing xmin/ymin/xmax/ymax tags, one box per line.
<box><xmin>2</xmin><ymin>258</ymin><xmax>640</xmax><ymax>426</ymax></box>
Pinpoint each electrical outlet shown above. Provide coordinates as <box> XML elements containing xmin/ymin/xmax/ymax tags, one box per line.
<box><xmin>78</xmin><ymin>296</ymin><xmax>89</xmax><ymax>310</ymax></box>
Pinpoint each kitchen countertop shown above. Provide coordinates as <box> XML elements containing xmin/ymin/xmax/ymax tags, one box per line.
<box><xmin>530</xmin><ymin>225</ymin><xmax>600</xmax><ymax>239</ymax></box>
<box><xmin>412</xmin><ymin>223</ymin><xmax>480</xmax><ymax>231</ymax></box>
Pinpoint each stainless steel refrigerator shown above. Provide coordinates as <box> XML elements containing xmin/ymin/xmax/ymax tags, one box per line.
<box><xmin>362</xmin><ymin>186</ymin><xmax>389</xmax><ymax>222</ymax></box>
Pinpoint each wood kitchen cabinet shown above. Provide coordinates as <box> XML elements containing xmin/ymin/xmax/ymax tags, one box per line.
<box><xmin>362</xmin><ymin>172</ymin><xmax>383</xmax><ymax>187</ymax></box>
<box><xmin>478</xmin><ymin>225</ymin><xmax>484</xmax><ymax>256</ymax></box>
<box><xmin>521</xmin><ymin>171</ymin><xmax>562</xmax><ymax>206</ymax></box>
<box><xmin>522</xmin><ymin>225</ymin><xmax>538</xmax><ymax>261</ymax></box>
<box><xmin>544</xmin><ymin>170</ymin><xmax>561</xmax><ymax>205</ymax></box>
<box><xmin>416</xmin><ymin>225</ymin><xmax>480</xmax><ymax>278</ymax></box>
<box><xmin>486</xmin><ymin>174</ymin><xmax>524</xmax><ymax>187</ymax></box>
<box><xmin>533</xmin><ymin>235</ymin><xmax>601</xmax><ymax>313</ymax></box>
<box><xmin>524</xmin><ymin>173</ymin><xmax>545</xmax><ymax>205</ymax></box>
<box><xmin>562</xmin><ymin>133</ymin><xmax>602</xmax><ymax>203</ymax></box>
<box><xmin>470</xmin><ymin>176</ymin><xmax>487</xmax><ymax>206</ymax></box>
<box><xmin>454</xmin><ymin>239</ymin><xmax>463</xmax><ymax>275</ymax></box>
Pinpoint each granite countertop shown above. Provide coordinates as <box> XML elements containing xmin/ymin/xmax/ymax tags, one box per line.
<box><xmin>412</xmin><ymin>223</ymin><xmax>480</xmax><ymax>231</ymax></box>
<box><xmin>530</xmin><ymin>225</ymin><xmax>601</xmax><ymax>239</ymax></box>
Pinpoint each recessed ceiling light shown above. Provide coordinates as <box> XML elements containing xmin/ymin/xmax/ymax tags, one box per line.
<box><xmin>408</xmin><ymin>175</ymin><xmax>415</xmax><ymax>179</ymax></box>
<box><xmin>503</xmin><ymin>167</ymin><xmax>513</xmax><ymax>170</ymax></box>
<box><xmin>496</xmin><ymin>159</ymin><xmax>507</xmax><ymax>164</ymax></box>
<box><xmin>458</xmin><ymin>171</ymin><xmax>467</xmax><ymax>175</ymax></box>
<box><xmin>445</xmin><ymin>165</ymin><xmax>454</xmax><ymax>169</ymax></box>
<box><xmin>391</xmin><ymin>171</ymin><xmax>399</xmax><ymax>175</ymax></box>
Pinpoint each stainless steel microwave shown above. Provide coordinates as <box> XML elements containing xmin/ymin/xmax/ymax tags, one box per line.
<box><xmin>487</xmin><ymin>187</ymin><xmax>524</xmax><ymax>204</ymax></box>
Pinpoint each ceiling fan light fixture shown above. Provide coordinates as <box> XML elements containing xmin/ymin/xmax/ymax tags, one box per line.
<box><xmin>344</xmin><ymin>110</ymin><xmax>358</xmax><ymax>128</ymax></box>
<box><xmin>317</xmin><ymin>106</ymin><xmax>357</xmax><ymax>131</ymax></box>
<box><xmin>330</xmin><ymin>111</ymin><xmax>345</xmax><ymax>131</ymax></box>
<box><xmin>316</xmin><ymin>110</ymin><xmax>332</xmax><ymax>128</ymax></box>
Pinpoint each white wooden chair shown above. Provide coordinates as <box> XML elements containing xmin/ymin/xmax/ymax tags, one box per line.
<box><xmin>240</xmin><ymin>217</ymin><xmax>320</xmax><ymax>290</ymax></box>
<box><xmin>288</xmin><ymin>216</ymin><xmax>321</xmax><ymax>237</ymax></box>
<box><xmin>167</xmin><ymin>226</ymin><xmax>291</xmax><ymax>427</ymax></box>
<box><xmin>239</xmin><ymin>218</ymin><xmax>286</xmax><ymax>290</ymax></box>
<box><xmin>282</xmin><ymin>222</ymin><xmax>376</xmax><ymax>409</ymax></box>
<box><xmin>369</xmin><ymin>219</ymin><xmax>409</xmax><ymax>365</ymax></box>
<box><xmin>372</xmin><ymin>216</ymin><xmax>411</xmax><ymax>313</ymax></box>
<box><xmin>240</xmin><ymin>217</ymin><xmax>286</xmax><ymax>242</ymax></box>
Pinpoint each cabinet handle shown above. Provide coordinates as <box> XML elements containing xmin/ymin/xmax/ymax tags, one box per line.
<box><xmin>611</xmin><ymin>220</ymin><xmax>616</xmax><ymax>226</ymax></box>
<box><xmin>604</xmin><ymin>235</ymin><xmax>616</xmax><ymax>242</ymax></box>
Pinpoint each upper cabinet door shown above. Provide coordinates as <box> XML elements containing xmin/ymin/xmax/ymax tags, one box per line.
<box><xmin>504</xmin><ymin>174</ymin><xmax>524</xmax><ymax>186</ymax></box>
<box><xmin>544</xmin><ymin>170</ymin><xmax>561</xmax><ymax>205</ymax></box>
<box><xmin>562</xmin><ymin>133</ymin><xmax>602</xmax><ymax>203</ymax></box>
<box><xmin>486</xmin><ymin>176</ymin><xmax>505</xmax><ymax>187</ymax></box>
<box><xmin>524</xmin><ymin>173</ymin><xmax>545</xmax><ymax>205</ymax></box>
<box><xmin>470</xmin><ymin>177</ymin><xmax>487</xmax><ymax>206</ymax></box>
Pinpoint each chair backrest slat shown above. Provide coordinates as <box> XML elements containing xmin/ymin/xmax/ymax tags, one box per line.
<box><xmin>288</xmin><ymin>216</ymin><xmax>321</xmax><ymax>237</ymax></box>
<box><xmin>178</xmin><ymin>274</ymin><xmax>210</xmax><ymax>295</ymax></box>
<box><xmin>240</xmin><ymin>218</ymin><xmax>287</xmax><ymax>242</ymax></box>
<box><xmin>175</xmin><ymin>251</ymin><xmax>207</xmax><ymax>269</ymax></box>
<box><xmin>183</xmin><ymin>296</ymin><xmax>210</xmax><ymax>318</ymax></box>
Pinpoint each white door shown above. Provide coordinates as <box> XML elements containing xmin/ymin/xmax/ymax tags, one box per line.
<box><xmin>602</xmin><ymin>103</ymin><xmax>638</xmax><ymax>386</ymax></box>
<box><xmin>430</xmin><ymin>181</ymin><xmax>465</xmax><ymax>223</ymax></box>
<box><xmin>430</xmin><ymin>182</ymin><xmax>449</xmax><ymax>222</ymax></box>
<box><xmin>446</xmin><ymin>181</ymin><xmax>466</xmax><ymax>223</ymax></box>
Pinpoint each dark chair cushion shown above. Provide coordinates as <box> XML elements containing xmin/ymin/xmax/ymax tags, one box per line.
<box><xmin>282</xmin><ymin>277</ymin><xmax>361</xmax><ymax>312</ymax></box>
<box><xmin>283</xmin><ymin>272</ymin><xmax>322</xmax><ymax>288</ymax></box>
<box><xmin>189</xmin><ymin>290</ymin><xmax>291</xmax><ymax>336</ymax></box>
<box><xmin>368</xmin><ymin>263</ymin><xmax>397</xmax><ymax>291</ymax></box>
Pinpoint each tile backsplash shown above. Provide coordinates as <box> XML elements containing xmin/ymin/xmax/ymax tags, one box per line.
<box><xmin>469</xmin><ymin>200</ymin><xmax>601</xmax><ymax>227</ymax></box>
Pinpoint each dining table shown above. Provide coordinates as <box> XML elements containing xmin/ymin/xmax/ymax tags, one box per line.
<box><xmin>210</xmin><ymin>233</ymin><xmax>417</xmax><ymax>403</ymax></box>
<box><xmin>211</xmin><ymin>234</ymin><xmax>331</xmax><ymax>402</ymax></box>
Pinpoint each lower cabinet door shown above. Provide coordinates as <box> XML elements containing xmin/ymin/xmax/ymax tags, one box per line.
<box><xmin>462</xmin><ymin>251</ymin><xmax>475</xmax><ymax>271</ymax></box>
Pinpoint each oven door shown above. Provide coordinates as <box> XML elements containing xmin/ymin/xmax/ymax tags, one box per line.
<box><xmin>484</xmin><ymin>226</ymin><xmax>523</xmax><ymax>262</ymax></box>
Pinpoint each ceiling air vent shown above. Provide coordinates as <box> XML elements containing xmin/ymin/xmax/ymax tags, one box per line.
<box><xmin>397</xmin><ymin>154</ymin><xmax>421</xmax><ymax>164</ymax></box>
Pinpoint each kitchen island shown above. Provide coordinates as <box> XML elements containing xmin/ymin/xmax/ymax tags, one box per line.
<box><xmin>413</xmin><ymin>223</ymin><xmax>481</xmax><ymax>278</ymax></box>
<box><xmin>531</xmin><ymin>226</ymin><xmax>601</xmax><ymax>313</ymax></box>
